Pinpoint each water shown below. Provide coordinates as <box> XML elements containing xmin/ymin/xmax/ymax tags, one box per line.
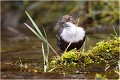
<box><xmin>1</xmin><ymin>29</ymin><xmax>119</xmax><ymax>79</ymax></box>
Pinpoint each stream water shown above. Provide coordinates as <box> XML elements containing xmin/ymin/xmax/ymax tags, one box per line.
<box><xmin>1</xmin><ymin>28</ymin><xmax>119</xmax><ymax>79</ymax></box>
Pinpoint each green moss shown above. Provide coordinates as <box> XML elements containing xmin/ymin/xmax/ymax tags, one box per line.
<box><xmin>49</xmin><ymin>37</ymin><xmax>120</xmax><ymax>73</ymax></box>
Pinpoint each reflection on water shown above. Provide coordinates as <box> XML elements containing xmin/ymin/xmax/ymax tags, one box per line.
<box><xmin>1</xmin><ymin>30</ymin><xmax>119</xmax><ymax>79</ymax></box>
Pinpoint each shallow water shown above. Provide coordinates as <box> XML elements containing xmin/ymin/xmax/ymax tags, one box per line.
<box><xmin>1</xmin><ymin>29</ymin><xmax>119</xmax><ymax>79</ymax></box>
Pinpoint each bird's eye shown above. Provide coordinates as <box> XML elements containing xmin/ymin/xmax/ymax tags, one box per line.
<box><xmin>67</xmin><ymin>18</ymin><xmax>70</xmax><ymax>21</ymax></box>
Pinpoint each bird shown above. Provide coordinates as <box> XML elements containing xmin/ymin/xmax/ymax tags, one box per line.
<box><xmin>56</xmin><ymin>14</ymin><xmax>86</xmax><ymax>52</ymax></box>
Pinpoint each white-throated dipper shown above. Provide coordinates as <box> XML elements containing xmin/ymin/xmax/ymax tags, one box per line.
<box><xmin>56</xmin><ymin>15</ymin><xmax>86</xmax><ymax>52</ymax></box>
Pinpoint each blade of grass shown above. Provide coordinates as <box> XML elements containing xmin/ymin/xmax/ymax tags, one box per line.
<box><xmin>42</xmin><ymin>25</ymin><xmax>49</xmax><ymax>61</ymax></box>
<box><xmin>42</xmin><ymin>43</ymin><xmax>47</xmax><ymax>72</ymax></box>
<box><xmin>76</xmin><ymin>18</ymin><xmax>80</xmax><ymax>26</ymax></box>
<box><xmin>64</xmin><ymin>42</ymin><xmax>71</xmax><ymax>53</ymax></box>
<box><xmin>82</xmin><ymin>38</ymin><xmax>86</xmax><ymax>52</ymax></box>
<box><xmin>24</xmin><ymin>23</ymin><xmax>45</xmax><ymax>42</ymax></box>
<box><xmin>25</xmin><ymin>11</ymin><xmax>59</xmax><ymax>56</ymax></box>
<box><xmin>25</xmin><ymin>11</ymin><xmax>44</xmax><ymax>39</ymax></box>
<box><xmin>47</xmin><ymin>43</ymin><xmax>59</xmax><ymax>57</ymax></box>
<box><xmin>113</xmin><ymin>26</ymin><xmax>118</xmax><ymax>37</ymax></box>
<box><xmin>48</xmin><ymin>66</ymin><xmax>57</xmax><ymax>72</ymax></box>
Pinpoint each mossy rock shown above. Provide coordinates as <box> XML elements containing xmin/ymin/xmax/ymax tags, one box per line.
<box><xmin>49</xmin><ymin>37</ymin><xmax>120</xmax><ymax>73</ymax></box>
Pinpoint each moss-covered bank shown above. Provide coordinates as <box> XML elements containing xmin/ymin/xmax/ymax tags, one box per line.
<box><xmin>49</xmin><ymin>37</ymin><xmax>120</xmax><ymax>73</ymax></box>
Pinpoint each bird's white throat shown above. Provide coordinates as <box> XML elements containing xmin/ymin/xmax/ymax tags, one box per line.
<box><xmin>60</xmin><ymin>22</ymin><xmax>85</xmax><ymax>43</ymax></box>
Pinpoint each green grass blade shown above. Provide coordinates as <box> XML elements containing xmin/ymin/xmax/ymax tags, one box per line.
<box><xmin>113</xmin><ymin>26</ymin><xmax>118</xmax><ymax>37</ymax></box>
<box><xmin>48</xmin><ymin>66</ymin><xmax>57</xmax><ymax>72</ymax></box>
<box><xmin>82</xmin><ymin>38</ymin><xmax>86</xmax><ymax>52</ymax></box>
<box><xmin>25</xmin><ymin>11</ymin><xmax>59</xmax><ymax>56</ymax></box>
<box><xmin>42</xmin><ymin>25</ymin><xmax>49</xmax><ymax>58</ymax></box>
<box><xmin>42</xmin><ymin>43</ymin><xmax>46</xmax><ymax>61</ymax></box>
<box><xmin>24</xmin><ymin>23</ymin><xmax>45</xmax><ymax>42</ymax></box>
<box><xmin>25</xmin><ymin>11</ymin><xmax>44</xmax><ymax>38</ymax></box>
<box><xmin>64</xmin><ymin>42</ymin><xmax>71</xmax><ymax>53</ymax></box>
<box><xmin>24</xmin><ymin>23</ymin><xmax>58</xmax><ymax>56</ymax></box>
<box><xmin>42</xmin><ymin>43</ymin><xmax>47</xmax><ymax>72</ymax></box>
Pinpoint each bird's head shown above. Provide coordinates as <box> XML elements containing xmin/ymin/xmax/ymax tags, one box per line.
<box><xmin>55</xmin><ymin>15</ymin><xmax>74</xmax><ymax>28</ymax></box>
<box><xmin>54</xmin><ymin>11</ymin><xmax>85</xmax><ymax>31</ymax></box>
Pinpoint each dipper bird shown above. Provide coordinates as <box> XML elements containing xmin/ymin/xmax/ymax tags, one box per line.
<box><xmin>56</xmin><ymin>15</ymin><xmax>86</xmax><ymax>52</ymax></box>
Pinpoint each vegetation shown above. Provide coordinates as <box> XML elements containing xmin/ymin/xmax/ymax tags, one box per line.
<box><xmin>49</xmin><ymin>37</ymin><xmax>120</xmax><ymax>73</ymax></box>
<box><xmin>86</xmin><ymin>1</ymin><xmax>119</xmax><ymax>26</ymax></box>
<box><xmin>24</xmin><ymin>5</ymin><xmax>119</xmax><ymax>78</ymax></box>
<box><xmin>23</xmin><ymin>2</ymin><xmax>119</xmax><ymax>78</ymax></box>
<box><xmin>1</xmin><ymin>1</ymin><xmax>119</xmax><ymax>79</ymax></box>
<box><xmin>2</xmin><ymin>1</ymin><xmax>119</xmax><ymax>29</ymax></box>
<box><xmin>24</xmin><ymin>11</ymin><xmax>59</xmax><ymax>72</ymax></box>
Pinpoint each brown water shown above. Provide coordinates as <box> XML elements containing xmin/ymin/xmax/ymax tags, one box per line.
<box><xmin>1</xmin><ymin>30</ymin><xmax>119</xmax><ymax>79</ymax></box>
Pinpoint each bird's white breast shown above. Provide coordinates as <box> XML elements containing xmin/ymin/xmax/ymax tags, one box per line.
<box><xmin>60</xmin><ymin>22</ymin><xmax>85</xmax><ymax>43</ymax></box>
